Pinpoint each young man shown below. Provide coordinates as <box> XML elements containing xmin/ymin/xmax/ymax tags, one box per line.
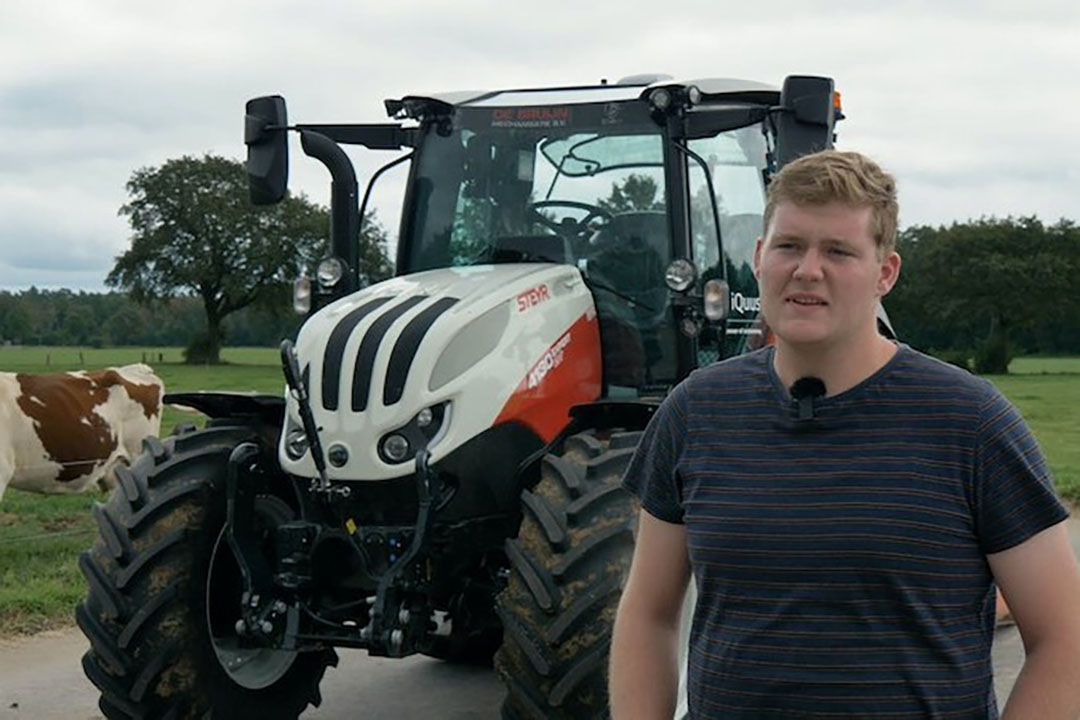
<box><xmin>609</xmin><ymin>150</ymin><xmax>1080</xmax><ymax>719</ymax></box>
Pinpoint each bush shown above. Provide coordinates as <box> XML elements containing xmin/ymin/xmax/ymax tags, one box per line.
<box><xmin>974</xmin><ymin>333</ymin><xmax>1011</xmax><ymax>374</ymax></box>
<box><xmin>930</xmin><ymin>349</ymin><xmax>972</xmax><ymax>373</ymax></box>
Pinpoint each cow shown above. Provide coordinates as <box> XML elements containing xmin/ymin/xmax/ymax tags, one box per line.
<box><xmin>0</xmin><ymin>364</ymin><xmax>164</xmax><ymax>500</ymax></box>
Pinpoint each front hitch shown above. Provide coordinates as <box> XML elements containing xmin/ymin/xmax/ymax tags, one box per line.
<box><xmin>224</xmin><ymin>442</ymin><xmax>284</xmax><ymax>641</ymax></box>
<box><xmin>365</xmin><ymin>449</ymin><xmax>441</xmax><ymax>657</ymax></box>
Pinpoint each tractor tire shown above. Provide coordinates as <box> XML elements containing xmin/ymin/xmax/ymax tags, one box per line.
<box><xmin>76</xmin><ymin>424</ymin><xmax>337</xmax><ymax>720</ymax></box>
<box><xmin>494</xmin><ymin>429</ymin><xmax>640</xmax><ymax>719</ymax></box>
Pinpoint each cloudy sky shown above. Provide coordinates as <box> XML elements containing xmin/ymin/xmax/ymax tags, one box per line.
<box><xmin>2</xmin><ymin>0</ymin><xmax>1077</xmax><ymax>291</ymax></box>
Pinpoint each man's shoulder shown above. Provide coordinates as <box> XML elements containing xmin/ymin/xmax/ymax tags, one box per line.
<box><xmin>889</xmin><ymin>345</ymin><xmax>997</xmax><ymax>403</ymax></box>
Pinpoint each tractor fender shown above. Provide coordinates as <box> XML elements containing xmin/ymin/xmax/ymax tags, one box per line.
<box><xmin>165</xmin><ymin>392</ymin><xmax>285</xmax><ymax>438</ymax></box>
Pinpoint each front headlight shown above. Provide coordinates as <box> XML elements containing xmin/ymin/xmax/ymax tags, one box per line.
<box><xmin>285</xmin><ymin>428</ymin><xmax>309</xmax><ymax>460</ymax></box>
<box><xmin>378</xmin><ymin>403</ymin><xmax>450</xmax><ymax>464</ymax></box>
<box><xmin>664</xmin><ymin>259</ymin><xmax>697</xmax><ymax>293</ymax></box>
<box><xmin>317</xmin><ymin>257</ymin><xmax>345</xmax><ymax>288</ymax></box>
<box><xmin>704</xmin><ymin>279</ymin><xmax>730</xmax><ymax>321</ymax></box>
<box><xmin>293</xmin><ymin>277</ymin><xmax>312</xmax><ymax>315</ymax></box>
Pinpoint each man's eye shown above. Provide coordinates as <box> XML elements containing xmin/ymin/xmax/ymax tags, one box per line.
<box><xmin>828</xmin><ymin>247</ymin><xmax>853</xmax><ymax>256</ymax></box>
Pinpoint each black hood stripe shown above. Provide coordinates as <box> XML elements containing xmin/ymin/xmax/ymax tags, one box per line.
<box><xmin>352</xmin><ymin>296</ymin><xmax>428</xmax><ymax>412</ymax></box>
<box><xmin>383</xmin><ymin>297</ymin><xmax>459</xmax><ymax>407</ymax></box>
<box><xmin>321</xmin><ymin>296</ymin><xmax>394</xmax><ymax>410</ymax></box>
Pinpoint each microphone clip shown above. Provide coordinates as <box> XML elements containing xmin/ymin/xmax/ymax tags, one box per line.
<box><xmin>790</xmin><ymin>377</ymin><xmax>826</xmax><ymax>422</ymax></box>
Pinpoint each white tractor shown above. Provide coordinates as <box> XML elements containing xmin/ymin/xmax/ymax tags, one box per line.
<box><xmin>77</xmin><ymin>74</ymin><xmax>840</xmax><ymax>718</ymax></box>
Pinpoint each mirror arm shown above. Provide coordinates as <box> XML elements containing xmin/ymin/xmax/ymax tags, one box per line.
<box><xmin>300</xmin><ymin>130</ymin><xmax>360</xmax><ymax>296</ymax></box>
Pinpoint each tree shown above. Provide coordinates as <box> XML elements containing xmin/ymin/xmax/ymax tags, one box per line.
<box><xmin>597</xmin><ymin>174</ymin><xmax>665</xmax><ymax>214</ymax></box>
<box><xmin>108</xmin><ymin>154</ymin><xmax>390</xmax><ymax>363</ymax></box>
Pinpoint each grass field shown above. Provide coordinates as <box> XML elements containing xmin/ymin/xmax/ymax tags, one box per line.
<box><xmin>0</xmin><ymin>345</ymin><xmax>283</xmax><ymax>635</ymax></box>
<box><xmin>0</xmin><ymin>347</ymin><xmax>1077</xmax><ymax>635</ymax></box>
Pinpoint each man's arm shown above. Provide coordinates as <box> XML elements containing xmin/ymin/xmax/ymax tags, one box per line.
<box><xmin>988</xmin><ymin>520</ymin><xmax>1080</xmax><ymax>720</ymax></box>
<box><xmin>610</xmin><ymin>509</ymin><xmax>691</xmax><ymax>720</ymax></box>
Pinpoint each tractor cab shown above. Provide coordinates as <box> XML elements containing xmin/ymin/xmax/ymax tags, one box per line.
<box><xmin>246</xmin><ymin>75</ymin><xmax>840</xmax><ymax>395</ymax></box>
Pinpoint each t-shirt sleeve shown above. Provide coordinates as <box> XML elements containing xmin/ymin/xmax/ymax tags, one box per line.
<box><xmin>621</xmin><ymin>377</ymin><xmax>689</xmax><ymax>524</ymax></box>
<box><xmin>974</xmin><ymin>387</ymin><xmax>1069</xmax><ymax>554</ymax></box>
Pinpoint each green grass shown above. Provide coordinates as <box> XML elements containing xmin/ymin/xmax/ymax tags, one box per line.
<box><xmin>0</xmin><ymin>489</ymin><xmax>104</xmax><ymax>635</ymax></box>
<box><xmin>985</xmin><ymin>373</ymin><xmax>1080</xmax><ymax>504</ymax></box>
<box><xmin>1</xmin><ymin>347</ymin><xmax>1078</xmax><ymax>636</ymax></box>
<box><xmin>1008</xmin><ymin>356</ymin><xmax>1080</xmax><ymax>375</ymax></box>
<box><xmin>0</xmin><ymin>346</ymin><xmax>283</xmax><ymax>635</ymax></box>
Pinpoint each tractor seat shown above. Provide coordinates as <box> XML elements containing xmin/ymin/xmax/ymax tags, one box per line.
<box><xmin>590</xmin><ymin>212</ymin><xmax>669</xmax><ymax>294</ymax></box>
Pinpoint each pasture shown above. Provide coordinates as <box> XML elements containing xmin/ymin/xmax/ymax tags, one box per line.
<box><xmin>0</xmin><ymin>347</ymin><xmax>1077</xmax><ymax>635</ymax></box>
<box><xmin>0</xmin><ymin>346</ymin><xmax>285</xmax><ymax>635</ymax></box>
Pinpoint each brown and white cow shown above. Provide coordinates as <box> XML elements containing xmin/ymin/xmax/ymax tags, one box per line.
<box><xmin>0</xmin><ymin>364</ymin><xmax>164</xmax><ymax>500</ymax></box>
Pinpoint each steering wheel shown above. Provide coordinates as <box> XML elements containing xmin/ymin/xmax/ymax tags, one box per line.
<box><xmin>527</xmin><ymin>200</ymin><xmax>613</xmax><ymax>239</ymax></box>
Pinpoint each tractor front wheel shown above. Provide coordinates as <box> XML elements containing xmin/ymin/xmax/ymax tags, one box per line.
<box><xmin>495</xmin><ymin>429</ymin><xmax>640</xmax><ymax>719</ymax></box>
<box><xmin>76</xmin><ymin>425</ymin><xmax>337</xmax><ymax>720</ymax></box>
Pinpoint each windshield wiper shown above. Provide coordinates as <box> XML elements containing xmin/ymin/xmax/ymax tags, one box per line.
<box><xmin>578</xmin><ymin>271</ymin><xmax>656</xmax><ymax>312</ymax></box>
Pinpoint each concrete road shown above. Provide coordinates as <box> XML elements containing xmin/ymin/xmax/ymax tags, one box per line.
<box><xmin>0</xmin><ymin>634</ymin><xmax>503</xmax><ymax>720</ymax></box>
<box><xmin>1</xmin><ymin>515</ymin><xmax>1075</xmax><ymax>719</ymax></box>
<box><xmin>0</xmin><ymin>610</ymin><xmax>1038</xmax><ymax>720</ymax></box>
<box><xmin>0</xmin><ymin>624</ymin><xmax>1032</xmax><ymax>720</ymax></box>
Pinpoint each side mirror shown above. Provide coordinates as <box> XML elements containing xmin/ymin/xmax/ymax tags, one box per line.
<box><xmin>245</xmin><ymin>96</ymin><xmax>289</xmax><ymax>205</ymax></box>
<box><xmin>774</xmin><ymin>76</ymin><xmax>836</xmax><ymax>168</ymax></box>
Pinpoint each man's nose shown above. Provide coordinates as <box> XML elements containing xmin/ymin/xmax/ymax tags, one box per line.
<box><xmin>793</xmin><ymin>248</ymin><xmax>824</xmax><ymax>280</ymax></box>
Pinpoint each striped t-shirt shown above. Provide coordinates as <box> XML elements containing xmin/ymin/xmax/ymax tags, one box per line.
<box><xmin>622</xmin><ymin>344</ymin><xmax>1067</xmax><ymax>719</ymax></box>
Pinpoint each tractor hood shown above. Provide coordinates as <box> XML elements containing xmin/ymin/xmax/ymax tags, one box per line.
<box><xmin>280</xmin><ymin>263</ymin><xmax>602</xmax><ymax>481</ymax></box>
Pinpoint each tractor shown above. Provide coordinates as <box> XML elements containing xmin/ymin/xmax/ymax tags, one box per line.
<box><xmin>77</xmin><ymin>73</ymin><xmax>840</xmax><ymax>719</ymax></box>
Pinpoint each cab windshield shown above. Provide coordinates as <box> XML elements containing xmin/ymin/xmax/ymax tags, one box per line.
<box><xmin>403</xmin><ymin>101</ymin><xmax>677</xmax><ymax>389</ymax></box>
<box><xmin>403</xmin><ymin>102</ymin><xmax>669</xmax><ymax>275</ymax></box>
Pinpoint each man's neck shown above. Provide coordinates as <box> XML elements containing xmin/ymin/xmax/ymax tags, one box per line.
<box><xmin>772</xmin><ymin>333</ymin><xmax>898</xmax><ymax>397</ymax></box>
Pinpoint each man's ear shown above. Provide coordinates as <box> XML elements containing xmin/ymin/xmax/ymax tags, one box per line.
<box><xmin>878</xmin><ymin>251</ymin><xmax>902</xmax><ymax>297</ymax></box>
<box><xmin>753</xmin><ymin>237</ymin><xmax>764</xmax><ymax>279</ymax></box>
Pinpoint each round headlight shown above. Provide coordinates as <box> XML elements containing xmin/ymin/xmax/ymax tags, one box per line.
<box><xmin>285</xmin><ymin>429</ymin><xmax>309</xmax><ymax>460</ymax></box>
<box><xmin>665</xmin><ymin>259</ymin><xmax>697</xmax><ymax>293</ymax></box>
<box><xmin>293</xmin><ymin>277</ymin><xmax>311</xmax><ymax>315</ymax></box>
<box><xmin>687</xmin><ymin>85</ymin><xmax>702</xmax><ymax>105</ymax></box>
<box><xmin>317</xmin><ymin>257</ymin><xmax>345</xmax><ymax>288</ymax></box>
<box><xmin>327</xmin><ymin>443</ymin><xmax>349</xmax><ymax>468</ymax></box>
<box><xmin>383</xmin><ymin>434</ymin><xmax>410</xmax><ymax>463</ymax></box>
<box><xmin>416</xmin><ymin>407</ymin><xmax>434</xmax><ymax>428</ymax></box>
<box><xmin>649</xmin><ymin>88</ymin><xmax>671</xmax><ymax>111</ymax></box>
<box><xmin>703</xmin><ymin>279</ymin><xmax>730</xmax><ymax>321</ymax></box>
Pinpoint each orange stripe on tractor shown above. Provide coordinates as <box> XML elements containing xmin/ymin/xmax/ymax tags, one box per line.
<box><xmin>494</xmin><ymin>312</ymin><xmax>602</xmax><ymax>442</ymax></box>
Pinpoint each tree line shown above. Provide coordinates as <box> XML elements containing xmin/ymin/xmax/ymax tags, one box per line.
<box><xmin>0</xmin><ymin>288</ymin><xmax>303</xmax><ymax>349</ymax></box>
<box><xmin>886</xmin><ymin>216</ymin><xmax>1080</xmax><ymax>372</ymax></box>
<box><xmin>4</xmin><ymin>154</ymin><xmax>1077</xmax><ymax>373</ymax></box>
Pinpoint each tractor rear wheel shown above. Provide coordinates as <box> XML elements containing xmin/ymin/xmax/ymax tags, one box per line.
<box><xmin>76</xmin><ymin>424</ymin><xmax>337</xmax><ymax>720</ymax></box>
<box><xmin>494</xmin><ymin>429</ymin><xmax>640</xmax><ymax>719</ymax></box>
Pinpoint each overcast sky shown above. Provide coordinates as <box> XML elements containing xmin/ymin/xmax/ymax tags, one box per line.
<box><xmin>2</xmin><ymin>0</ymin><xmax>1077</xmax><ymax>292</ymax></box>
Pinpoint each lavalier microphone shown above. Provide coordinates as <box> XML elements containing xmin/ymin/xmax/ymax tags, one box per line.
<box><xmin>790</xmin><ymin>377</ymin><xmax>826</xmax><ymax>421</ymax></box>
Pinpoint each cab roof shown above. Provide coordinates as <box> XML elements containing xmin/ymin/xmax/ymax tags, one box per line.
<box><xmin>385</xmin><ymin>77</ymin><xmax>780</xmax><ymax>117</ymax></box>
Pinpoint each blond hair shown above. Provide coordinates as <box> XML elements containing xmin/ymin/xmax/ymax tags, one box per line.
<box><xmin>763</xmin><ymin>150</ymin><xmax>898</xmax><ymax>254</ymax></box>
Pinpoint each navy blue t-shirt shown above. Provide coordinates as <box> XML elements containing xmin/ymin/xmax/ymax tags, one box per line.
<box><xmin>622</xmin><ymin>345</ymin><xmax>1068</xmax><ymax>719</ymax></box>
